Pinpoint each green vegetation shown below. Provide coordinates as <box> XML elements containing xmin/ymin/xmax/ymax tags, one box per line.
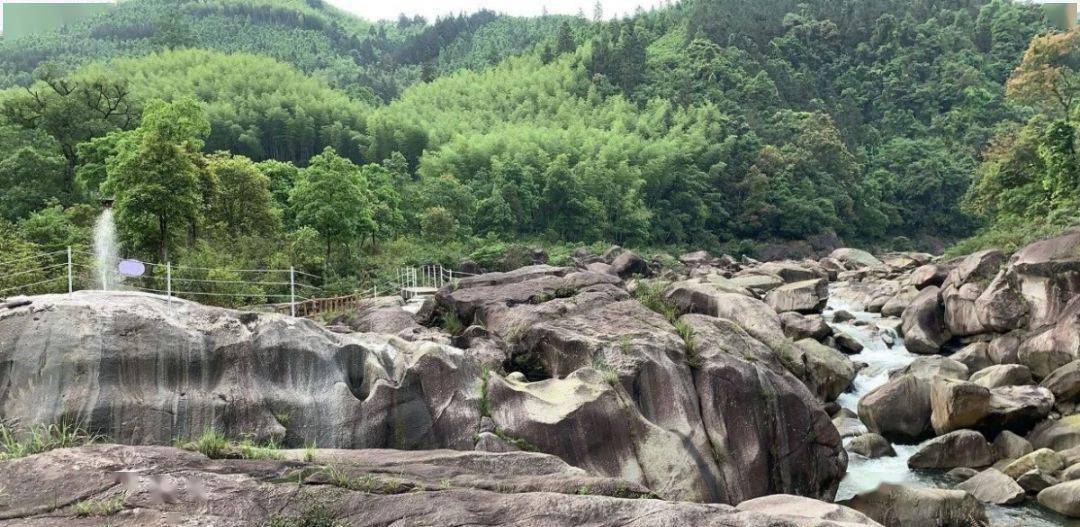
<box><xmin>0</xmin><ymin>0</ymin><xmax>1070</xmax><ymax>301</ymax></box>
<box><xmin>72</xmin><ymin>497</ymin><xmax>124</xmax><ymax>517</ymax></box>
<box><xmin>263</xmin><ymin>503</ymin><xmax>345</xmax><ymax>527</ymax></box>
<box><xmin>0</xmin><ymin>422</ymin><xmax>97</xmax><ymax>460</ymax></box>
<box><xmin>179</xmin><ymin>428</ymin><xmax>284</xmax><ymax>460</ymax></box>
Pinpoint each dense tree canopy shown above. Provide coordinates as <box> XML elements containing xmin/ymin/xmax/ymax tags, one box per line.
<box><xmin>0</xmin><ymin>0</ymin><xmax>1070</xmax><ymax>303</ymax></box>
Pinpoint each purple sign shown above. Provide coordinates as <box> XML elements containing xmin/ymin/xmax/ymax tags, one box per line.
<box><xmin>117</xmin><ymin>259</ymin><xmax>145</xmax><ymax>277</ymax></box>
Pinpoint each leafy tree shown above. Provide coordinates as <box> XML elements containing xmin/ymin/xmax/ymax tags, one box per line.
<box><xmin>205</xmin><ymin>152</ymin><xmax>280</xmax><ymax>238</ymax></box>
<box><xmin>0</xmin><ymin>146</ymin><xmax>67</xmax><ymax>221</ymax></box>
<box><xmin>1007</xmin><ymin>29</ymin><xmax>1080</xmax><ymax>118</ymax></box>
<box><xmin>104</xmin><ymin>98</ymin><xmax>210</xmax><ymax>262</ymax></box>
<box><xmin>290</xmin><ymin>147</ymin><xmax>373</xmax><ymax>263</ymax></box>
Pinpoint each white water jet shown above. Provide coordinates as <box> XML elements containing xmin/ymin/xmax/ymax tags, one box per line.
<box><xmin>93</xmin><ymin>208</ymin><xmax>119</xmax><ymax>290</ymax></box>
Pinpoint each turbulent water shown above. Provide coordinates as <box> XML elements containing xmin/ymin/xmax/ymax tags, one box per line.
<box><xmin>93</xmin><ymin>209</ymin><xmax>119</xmax><ymax>290</ymax></box>
<box><xmin>826</xmin><ymin>284</ymin><xmax>1079</xmax><ymax>527</ymax></box>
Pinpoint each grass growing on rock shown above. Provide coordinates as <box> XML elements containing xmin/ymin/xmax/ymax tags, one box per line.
<box><xmin>263</xmin><ymin>503</ymin><xmax>345</xmax><ymax>527</ymax></box>
<box><xmin>0</xmin><ymin>422</ymin><xmax>97</xmax><ymax>460</ymax></box>
<box><xmin>321</xmin><ymin>467</ymin><xmax>413</xmax><ymax>494</ymax></box>
<box><xmin>72</xmin><ymin>497</ymin><xmax>124</xmax><ymax>517</ymax></box>
<box><xmin>632</xmin><ymin>279</ymin><xmax>677</xmax><ymax>324</ymax></box>
<box><xmin>180</xmin><ymin>429</ymin><xmax>284</xmax><ymax>460</ymax></box>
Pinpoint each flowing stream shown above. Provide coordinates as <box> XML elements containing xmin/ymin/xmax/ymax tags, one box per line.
<box><xmin>826</xmin><ymin>283</ymin><xmax>1077</xmax><ymax>527</ymax></box>
<box><xmin>93</xmin><ymin>208</ymin><xmax>119</xmax><ymax>290</ymax></box>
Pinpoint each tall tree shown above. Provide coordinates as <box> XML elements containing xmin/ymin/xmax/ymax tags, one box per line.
<box><xmin>289</xmin><ymin>147</ymin><xmax>373</xmax><ymax>264</ymax></box>
<box><xmin>104</xmin><ymin>98</ymin><xmax>210</xmax><ymax>262</ymax></box>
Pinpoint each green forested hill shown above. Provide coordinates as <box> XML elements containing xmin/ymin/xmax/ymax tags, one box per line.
<box><xmin>0</xmin><ymin>0</ymin><xmax>1067</xmax><ymax>299</ymax></box>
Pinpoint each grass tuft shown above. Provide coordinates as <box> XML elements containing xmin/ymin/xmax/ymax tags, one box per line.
<box><xmin>0</xmin><ymin>422</ymin><xmax>97</xmax><ymax>461</ymax></box>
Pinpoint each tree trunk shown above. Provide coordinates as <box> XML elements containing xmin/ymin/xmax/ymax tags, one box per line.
<box><xmin>159</xmin><ymin>216</ymin><xmax>169</xmax><ymax>263</ymax></box>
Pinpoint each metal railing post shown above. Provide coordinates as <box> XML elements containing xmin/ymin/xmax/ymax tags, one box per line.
<box><xmin>66</xmin><ymin>247</ymin><xmax>73</xmax><ymax>295</ymax></box>
<box><xmin>290</xmin><ymin>267</ymin><xmax>296</xmax><ymax>317</ymax></box>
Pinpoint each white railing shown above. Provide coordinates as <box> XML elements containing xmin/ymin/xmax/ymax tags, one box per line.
<box><xmin>397</xmin><ymin>264</ymin><xmax>475</xmax><ymax>300</ymax></box>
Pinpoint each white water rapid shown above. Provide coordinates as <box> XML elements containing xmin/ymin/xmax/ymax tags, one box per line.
<box><xmin>826</xmin><ymin>283</ymin><xmax>1078</xmax><ymax>526</ymax></box>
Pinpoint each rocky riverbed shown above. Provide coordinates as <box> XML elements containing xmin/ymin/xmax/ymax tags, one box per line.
<box><xmin>5</xmin><ymin>234</ymin><xmax>1080</xmax><ymax>525</ymax></box>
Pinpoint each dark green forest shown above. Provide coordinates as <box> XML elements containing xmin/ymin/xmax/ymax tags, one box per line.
<box><xmin>0</xmin><ymin>0</ymin><xmax>1074</xmax><ymax>302</ymax></box>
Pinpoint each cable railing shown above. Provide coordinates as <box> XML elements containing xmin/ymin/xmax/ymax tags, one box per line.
<box><xmin>0</xmin><ymin>248</ymin><xmax>481</xmax><ymax>319</ymax></box>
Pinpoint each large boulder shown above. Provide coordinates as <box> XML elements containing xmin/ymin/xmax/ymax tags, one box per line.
<box><xmin>729</xmin><ymin>273</ymin><xmax>784</xmax><ymax>294</ymax></box>
<box><xmin>757</xmin><ymin>261</ymin><xmax>825</xmax><ymax>283</ymax></box>
<box><xmin>897</xmin><ymin>356</ymin><xmax>968</xmax><ymax>380</ymax></box>
<box><xmin>1019</xmin><ymin>296</ymin><xmax>1080</xmax><ymax>378</ymax></box>
<box><xmin>930</xmin><ymin>378</ymin><xmax>991</xmax><ymax>435</ymax></box>
<box><xmin>1042</xmin><ymin>360</ymin><xmax>1080</xmax><ymax>411</ymax></box>
<box><xmin>907</xmin><ymin>429</ymin><xmax>997</xmax><ymax>470</ymax></box>
<box><xmin>969</xmin><ymin>364</ymin><xmax>1033</xmax><ymax>389</ymax></box>
<box><xmin>975</xmin><ymin>269</ymin><xmax>1029</xmax><ymax>332</ymax></box>
<box><xmin>848</xmin><ymin>433</ymin><xmax>896</xmax><ymax>459</ymax></box>
<box><xmin>610</xmin><ymin>251</ymin><xmax>649</xmax><ymax>278</ymax></box>
<box><xmin>1009</xmin><ymin>230</ymin><xmax>1080</xmax><ymax>329</ymax></box>
<box><xmin>944</xmin><ymin>249</ymin><xmax>1005</xmax><ymax>288</ymax></box>
<box><xmin>1038</xmin><ymin>480</ymin><xmax>1080</xmax><ymax>518</ymax></box>
<box><xmin>780</xmin><ymin>312</ymin><xmax>833</xmax><ymax>341</ymax></box>
<box><xmin>736</xmin><ymin>495</ymin><xmax>883</xmax><ymax>526</ymax></box>
<box><xmin>792</xmin><ymin>338</ymin><xmax>856</xmax><ymax>401</ymax></box>
<box><xmin>838</xmin><ymin>483</ymin><xmax>987</xmax><ymax>527</ymax></box>
<box><xmin>992</xmin><ymin>430</ymin><xmax>1033</xmax><ymax>460</ymax></box>
<box><xmin>942</xmin><ymin>282</ymin><xmax>989</xmax><ymax>337</ymax></box>
<box><xmin>0</xmin><ymin>444</ymin><xmax>881</xmax><ymax>527</ymax></box>
<box><xmin>680</xmin><ymin>315</ymin><xmax>847</xmax><ymax>503</ymax></box>
<box><xmin>1030</xmin><ymin>415</ymin><xmax>1080</xmax><ymax>451</ymax></box>
<box><xmin>1002</xmin><ymin>448</ymin><xmax>1065</xmax><ymax>480</ymax></box>
<box><xmin>956</xmin><ymin>468</ymin><xmax>1026</xmax><ymax>505</ymax></box>
<box><xmin>858</xmin><ymin>374</ymin><xmax>933</xmax><ymax>442</ymax></box>
<box><xmin>880</xmin><ymin>286</ymin><xmax>919</xmax><ymax>318</ymax></box>
<box><xmin>0</xmin><ymin>291</ymin><xmax>482</xmax><ymax>450</ymax></box>
<box><xmin>930</xmin><ymin>377</ymin><xmax>1053</xmax><ymax>436</ymax></box>
<box><xmin>908</xmin><ymin>264</ymin><xmax>948</xmax><ymax>289</ymax></box>
<box><xmin>950</xmin><ymin>342</ymin><xmax>994</xmax><ymax>373</ymax></box>
<box><xmin>900</xmin><ymin>286</ymin><xmax>951</xmax><ymax>355</ymax></box>
<box><xmin>765</xmin><ymin>278</ymin><xmax>829</xmax><ymax>314</ymax></box>
<box><xmin>829</xmin><ymin>248</ymin><xmax>883</xmax><ymax>269</ymax></box>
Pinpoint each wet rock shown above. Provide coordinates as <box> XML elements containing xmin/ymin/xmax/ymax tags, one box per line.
<box><xmin>901</xmin><ymin>286</ymin><xmax>951</xmax><ymax>354</ymax></box>
<box><xmin>838</xmin><ymin>483</ymin><xmax>987</xmax><ymax>527</ymax></box>
<box><xmin>945</xmin><ymin>467</ymin><xmax>979</xmax><ymax>483</ymax></box>
<box><xmin>848</xmin><ymin>433</ymin><xmax>896</xmax><ymax>459</ymax></box>
<box><xmin>956</xmin><ymin>468</ymin><xmax>1025</xmax><ymax>505</ymax></box>
<box><xmin>1062</xmin><ymin>462</ymin><xmax>1080</xmax><ymax>481</ymax></box>
<box><xmin>765</xmin><ymin>278</ymin><xmax>829</xmax><ymax>314</ymax></box>
<box><xmin>829</xmin><ymin>248</ymin><xmax>883</xmax><ymax>269</ymax></box>
<box><xmin>907</xmin><ymin>429</ymin><xmax>997</xmax><ymax>470</ymax></box>
<box><xmin>908</xmin><ymin>264</ymin><xmax>948</xmax><ymax>289</ymax></box>
<box><xmin>780</xmin><ymin>312</ymin><xmax>833</xmax><ymax>341</ymax></box>
<box><xmin>1002</xmin><ymin>448</ymin><xmax>1065</xmax><ymax>480</ymax></box>
<box><xmin>1018</xmin><ymin>469</ymin><xmax>1059</xmax><ymax>494</ymax></box>
<box><xmin>992</xmin><ymin>430</ymin><xmax>1033</xmax><ymax>460</ymax></box>
<box><xmin>858</xmin><ymin>374</ymin><xmax>933</xmax><ymax>442</ymax></box>
<box><xmin>735</xmin><ymin>494</ymin><xmax>883</xmax><ymax>526</ymax></box>
<box><xmin>793</xmin><ymin>338</ymin><xmax>856</xmax><ymax>402</ymax></box>
<box><xmin>1038</xmin><ymin>480</ymin><xmax>1080</xmax><ymax>518</ymax></box>
<box><xmin>898</xmin><ymin>356</ymin><xmax>968</xmax><ymax>380</ymax></box>
<box><xmin>950</xmin><ymin>342</ymin><xmax>994</xmax><ymax>373</ymax></box>
<box><xmin>984</xmin><ymin>385</ymin><xmax>1054</xmax><ymax>434</ymax></box>
<box><xmin>833</xmin><ymin>309</ymin><xmax>856</xmax><ymax>323</ymax></box>
<box><xmin>969</xmin><ymin>364</ymin><xmax>1034</xmax><ymax>389</ymax></box>
<box><xmin>834</xmin><ymin>416</ymin><xmax>868</xmax><ymax>438</ymax></box>
<box><xmin>834</xmin><ymin>332</ymin><xmax>864</xmax><ymax>354</ymax></box>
